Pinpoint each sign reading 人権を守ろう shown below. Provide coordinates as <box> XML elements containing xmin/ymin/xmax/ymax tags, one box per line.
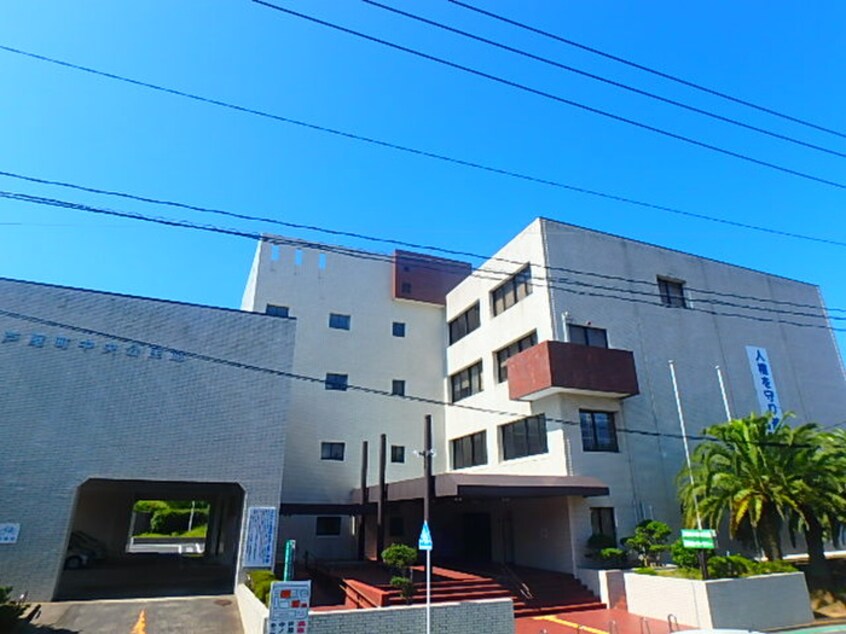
<box><xmin>746</xmin><ymin>346</ymin><xmax>783</xmax><ymax>431</ymax></box>
<box><xmin>242</xmin><ymin>506</ymin><xmax>277</xmax><ymax>568</ymax></box>
<box><xmin>267</xmin><ymin>580</ymin><xmax>311</xmax><ymax>634</ymax></box>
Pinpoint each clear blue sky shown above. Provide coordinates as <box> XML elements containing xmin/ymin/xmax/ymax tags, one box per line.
<box><xmin>2</xmin><ymin>1</ymin><xmax>845</xmax><ymax>349</ymax></box>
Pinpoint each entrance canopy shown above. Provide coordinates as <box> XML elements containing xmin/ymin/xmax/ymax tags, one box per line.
<box><xmin>360</xmin><ymin>473</ymin><xmax>609</xmax><ymax>503</ymax></box>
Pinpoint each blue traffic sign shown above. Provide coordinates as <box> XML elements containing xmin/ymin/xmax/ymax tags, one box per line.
<box><xmin>418</xmin><ymin>521</ymin><xmax>433</xmax><ymax>551</ymax></box>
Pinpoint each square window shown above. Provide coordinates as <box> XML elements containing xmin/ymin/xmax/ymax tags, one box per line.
<box><xmin>265</xmin><ymin>304</ymin><xmax>289</xmax><ymax>317</ymax></box>
<box><xmin>325</xmin><ymin>373</ymin><xmax>348</xmax><ymax>391</ymax></box>
<box><xmin>329</xmin><ymin>313</ymin><xmax>351</xmax><ymax>330</ymax></box>
<box><xmin>658</xmin><ymin>278</ymin><xmax>687</xmax><ymax>308</ymax></box>
<box><xmin>391</xmin><ymin>445</ymin><xmax>405</xmax><ymax>463</ymax></box>
<box><xmin>568</xmin><ymin>324</ymin><xmax>608</xmax><ymax>348</ymax></box>
<box><xmin>392</xmin><ymin>380</ymin><xmax>406</xmax><ymax>396</ymax></box>
<box><xmin>321</xmin><ymin>442</ymin><xmax>345</xmax><ymax>461</ymax></box>
<box><xmin>392</xmin><ymin>322</ymin><xmax>406</xmax><ymax>337</ymax></box>
<box><xmin>501</xmin><ymin>415</ymin><xmax>548</xmax><ymax>460</ymax></box>
<box><xmin>451</xmin><ymin>431</ymin><xmax>487</xmax><ymax>469</ymax></box>
<box><xmin>590</xmin><ymin>507</ymin><xmax>616</xmax><ymax>542</ymax></box>
<box><xmin>316</xmin><ymin>516</ymin><xmax>342</xmax><ymax>536</ymax></box>
<box><xmin>580</xmin><ymin>411</ymin><xmax>619</xmax><ymax>452</ymax></box>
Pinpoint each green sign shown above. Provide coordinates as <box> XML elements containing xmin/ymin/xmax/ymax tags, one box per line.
<box><xmin>681</xmin><ymin>529</ymin><xmax>716</xmax><ymax>549</ymax></box>
<box><xmin>282</xmin><ymin>539</ymin><xmax>296</xmax><ymax>581</ymax></box>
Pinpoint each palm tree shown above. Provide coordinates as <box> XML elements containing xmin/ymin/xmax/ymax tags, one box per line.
<box><xmin>678</xmin><ymin>414</ymin><xmax>846</xmax><ymax>584</ymax></box>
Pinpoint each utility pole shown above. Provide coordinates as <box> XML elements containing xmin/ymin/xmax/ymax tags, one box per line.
<box><xmin>358</xmin><ymin>440</ymin><xmax>369</xmax><ymax>560</ymax></box>
<box><xmin>376</xmin><ymin>434</ymin><xmax>387</xmax><ymax>561</ymax></box>
<box><xmin>419</xmin><ymin>414</ymin><xmax>435</xmax><ymax>634</ymax></box>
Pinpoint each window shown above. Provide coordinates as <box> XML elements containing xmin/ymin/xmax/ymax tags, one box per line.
<box><xmin>451</xmin><ymin>431</ymin><xmax>487</xmax><ymax>469</ymax></box>
<box><xmin>329</xmin><ymin>313</ymin><xmax>351</xmax><ymax>330</ymax></box>
<box><xmin>448</xmin><ymin>302</ymin><xmax>481</xmax><ymax>345</ymax></box>
<box><xmin>325</xmin><ymin>373</ymin><xmax>348</xmax><ymax>391</ymax></box>
<box><xmin>391</xmin><ymin>445</ymin><xmax>405</xmax><ymax>463</ymax></box>
<box><xmin>590</xmin><ymin>507</ymin><xmax>616</xmax><ymax>541</ymax></box>
<box><xmin>389</xmin><ymin>516</ymin><xmax>405</xmax><ymax>537</ymax></box>
<box><xmin>500</xmin><ymin>414</ymin><xmax>548</xmax><ymax>460</ymax></box>
<box><xmin>391</xmin><ymin>380</ymin><xmax>406</xmax><ymax>396</ymax></box>
<box><xmin>320</xmin><ymin>442</ymin><xmax>345</xmax><ymax>461</ymax></box>
<box><xmin>568</xmin><ymin>324</ymin><xmax>608</xmax><ymax>348</ymax></box>
<box><xmin>658</xmin><ymin>278</ymin><xmax>687</xmax><ymax>308</ymax></box>
<box><xmin>265</xmin><ymin>304</ymin><xmax>289</xmax><ymax>318</ymax></box>
<box><xmin>491</xmin><ymin>265</ymin><xmax>532</xmax><ymax>316</ymax></box>
<box><xmin>495</xmin><ymin>331</ymin><xmax>538</xmax><ymax>382</ymax></box>
<box><xmin>580</xmin><ymin>410</ymin><xmax>619</xmax><ymax>452</ymax></box>
<box><xmin>316</xmin><ymin>516</ymin><xmax>341</xmax><ymax>536</ymax></box>
<box><xmin>392</xmin><ymin>322</ymin><xmax>406</xmax><ymax>337</ymax></box>
<box><xmin>450</xmin><ymin>360</ymin><xmax>483</xmax><ymax>402</ymax></box>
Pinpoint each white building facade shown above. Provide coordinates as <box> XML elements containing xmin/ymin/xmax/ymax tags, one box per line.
<box><xmin>244</xmin><ymin>218</ymin><xmax>846</xmax><ymax>575</ymax></box>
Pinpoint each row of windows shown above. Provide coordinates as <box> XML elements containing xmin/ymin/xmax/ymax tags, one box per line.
<box><xmin>324</xmin><ymin>374</ymin><xmax>405</xmax><ymax>396</ymax></box>
<box><xmin>449</xmin><ymin>361</ymin><xmax>483</xmax><ymax>403</ymax></box>
<box><xmin>266</xmin><ymin>305</ymin><xmax>407</xmax><ymax>336</ymax></box>
<box><xmin>321</xmin><ymin>441</ymin><xmax>406</xmax><ymax>463</ymax></box>
<box><xmin>449</xmin><ymin>410</ymin><xmax>619</xmax><ymax>469</ymax></box>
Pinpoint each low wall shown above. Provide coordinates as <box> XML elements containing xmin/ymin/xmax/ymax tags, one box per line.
<box><xmin>234</xmin><ymin>589</ymin><xmax>513</xmax><ymax>634</ymax></box>
<box><xmin>624</xmin><ymin>572</ymin><xmax>813</xmax><ymax>629</ymax></box>
<box><xmin>577</xmin><ymin>568</ymin><xmax>626</xmax><ymax>609</ymax></box>
<box><xmin>235</xmin><ymin>583</ymin><xmax>267</xmax><ymax>634</ymax></box>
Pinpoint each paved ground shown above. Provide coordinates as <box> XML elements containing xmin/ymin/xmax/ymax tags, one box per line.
<box><xmin>23</xmin><ymin>596</ymin><xmax>243</xmax><ymax>634</ymax></box>
<box><xmin>516</xmin><ymin>608</ymin><xmax>684</xmax><ymax>634</ymax></box>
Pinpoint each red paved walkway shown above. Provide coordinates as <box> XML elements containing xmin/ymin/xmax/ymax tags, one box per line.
<box><xmin>517</xmin><ymin>608</ymin><xmax>688</xmax><ymax>634</ymax></box>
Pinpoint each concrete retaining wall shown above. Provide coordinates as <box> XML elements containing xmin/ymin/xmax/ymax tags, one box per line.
<box><xmin>624</xmin><ymin>571</ymin><xmax>813</xmax><ymax>629</ymax></box>
<box><xmin>235</xmin><ymin>584</ymin><xmax>268</xmax><ymax>634</ymax></box>
<box><xmin>577</xmin><ymin>567</ymin><xmax>626</xmax><ymax>609</ymax></box>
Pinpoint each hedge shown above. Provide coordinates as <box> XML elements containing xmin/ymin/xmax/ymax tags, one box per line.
<box><xmin>150</xmin><ymin>508</ymin><xmax>209</xmax><ymax>535</ymax></box>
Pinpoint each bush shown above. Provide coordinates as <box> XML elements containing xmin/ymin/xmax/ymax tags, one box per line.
<box><xmin>382</xmin><ymin>544</ymin><xmax>417</xmax><ymax>571</ymax></box>
<box><xmin>150</xmin><ymin>508</ymin><xmax>209</xmax><ymax>535</ymax></box>
<box><xmin>598</xmin><ymin>547</ymin><xmax>627</xmax><ymax>567</ymax></box>
<box><xmin>247</xmin><ymin>570</ymin><xmax>277</xmax><ymax>606</ymax></box>
<box><xmin>670</xmin><ymin>539</ymin><xmax>711</xmax><ymax>569</ymax></box>
<box><xmin>633</xmin><ymin>567</ymin><xmax>658</xmax><ymax>575</ymax></box>
<box><xmin>390</xmin><ymin>575</ymin><xmax>416</xmax><ymax>604</ymax></box>
<box><xmin>621</xmin><ymin>520</ymin><xmax>672</xmax><ymax>567</ymax></box>
<box><xmin>748</xmin><ymin>560</ymin><xmax>798</xmax><ymax>575</ymax></box>
<box><xmin>707</xmin><ymin>555</ymin><xmax>754</xmax><ymax>579</ymax></box>
<box><xmin>133</xmin><ymin>500</ymin><xmax>169</xmax><ymax>514</ymax></box>
<box><xmin>587</xmin><ymin>533</ymin><xmax>617</xmax><ymax>551</ymax></box>
<box><xmin>0</xmin><ymin>586</ymin><xmax>27</xmax><ymax>631</ymax></box>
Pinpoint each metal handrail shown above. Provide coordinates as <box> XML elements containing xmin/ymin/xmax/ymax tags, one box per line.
<box><xmin>640</xmin><ymin>616</ymin><xmax>652</xmax><ymax>634</ymax></box>
<box><xmin>667</xmin><ymin>614</ymin><xmax>679</xmax><ymax>632</ymax></box>
<box><xmin>500</xmin><ymin>563</ymin><xmax>534</xmax><ymax>600</ymax></box>
<box><xmin>609</xmin><ymin>618</ymin><xmax>619</xmax><ymax>634</ymax></box>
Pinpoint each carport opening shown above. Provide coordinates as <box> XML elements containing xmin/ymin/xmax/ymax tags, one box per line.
<box><xmin>126</xmin><ymin>499</ymin><xmax>213</xmax><ymax>554</ymax></box>
<box><xmin>56</xmin><ymin>478</ymin><xmax>244</xmax><ymax>601</ymax></box>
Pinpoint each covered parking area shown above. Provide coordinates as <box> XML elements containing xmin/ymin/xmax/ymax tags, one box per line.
<box><xmin>55</xmin><ymin>478</ymin><xmax>245</xmax><ymax>600</ymax></box>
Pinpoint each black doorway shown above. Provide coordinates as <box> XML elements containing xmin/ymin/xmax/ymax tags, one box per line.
<box><xmin>461</xmin><ymin>512</ymin><xmax>492</xmax><ymax>562</ymax></box>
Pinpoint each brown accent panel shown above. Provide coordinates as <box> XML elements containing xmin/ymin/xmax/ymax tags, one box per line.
<box><xmin>507</xmin><ymin>340</ymin><xmax>639</xmax><ymax>400</ymax></box>
<box><xmin>393</xmin><ymin>250</ymin><xmax>471</xmax><ymax>305</ymax></box>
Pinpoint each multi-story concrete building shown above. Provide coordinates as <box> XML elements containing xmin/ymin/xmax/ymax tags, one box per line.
<box><xmin>242</xmin><ymin>218</ymin><xmax>846</xmax><ymax>575</ymax></box>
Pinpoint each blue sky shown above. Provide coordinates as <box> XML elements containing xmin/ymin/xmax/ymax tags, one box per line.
<box><xmin>2</xmin><ymin>1</ymin><xmax>845</xmax><ymax>349</ymax></box>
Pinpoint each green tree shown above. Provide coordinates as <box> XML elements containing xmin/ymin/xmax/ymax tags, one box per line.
<box><xmin>621</xmin><ymin>520</ymin><xmax>671</xmax><ymax>567</ymax></box>
<box><xmin>678</xmin><ymin>413</ymin><xmax>846</xmax><ymax>585</ymax></box>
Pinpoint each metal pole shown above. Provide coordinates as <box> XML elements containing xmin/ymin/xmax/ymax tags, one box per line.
<box><xmin>715</xmin><ymin>365</ymin><xmax>732</xmax><ymax>421</ymax></box>
<box><xmin>377</xmin><ymin>434</ymin><xmax>386</xmax><ymax>561</ymax></box>
<box><xmin>669</xmin><ymin>361</ymin><xmax>702</xmax><ymax>530</ymax></box>
<box><xmin>358</xmin><ymin>441</ymin><xmax>369</xmax><ymax>560</ymax></box>
<box><xmin>423</xmin><ymin>414</ymin><xmax>432</xmax><ymax>634</ymax></box>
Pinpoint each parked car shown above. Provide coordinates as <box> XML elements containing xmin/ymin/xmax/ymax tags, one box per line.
<box><xmin>69</xmin><ymin>530</ymin><xmax>107</xmax><ymax>562</ymax></box>
<box><xmin>64</xmin><ymin>547</ymin><xmax>90</xmax><ymax>570</ymax></box>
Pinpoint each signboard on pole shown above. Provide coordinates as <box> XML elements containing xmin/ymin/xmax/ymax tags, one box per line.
<box><xmin>242</xmin><ymin>506</ymin><xmax>278</xmax><ymax>569</ymax></box>
<box><xmin>746</xmin><ymin>346</ymin><xmax>783</xmax><ymax>431</ymax></box>
<box><xmin>267</xmin><ymin>580</ymin><xmax>311</xmax><ymax>634</ymax></box>
<box><xmin>283</xmin><ymin>539</ymin><xmax>296</xmax><ymax>581</ymax></box>
<box><xmin>681</xmin><ymin>528</ymin><xmax>716</xmax><ymax>550</ymax></box>
<box><xmin>418</xmin><ymin>521</ymin><xmax>433</xmax><ymax>551</ymax></box>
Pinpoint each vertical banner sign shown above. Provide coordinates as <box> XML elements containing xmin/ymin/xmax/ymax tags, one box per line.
<box><xmin>267</xmin><ymin>580</ymin><xmax>311</xmax><ymax>634</ymax></box>
<box><xmin>242</xmin><ymin>506</ymin><xmax>278</xmax><ymax>569</ymax></box>
<box><xmin>746</xmin><ymin>346</ymin><xmax>783</xmax><ymax>431</ymax></box>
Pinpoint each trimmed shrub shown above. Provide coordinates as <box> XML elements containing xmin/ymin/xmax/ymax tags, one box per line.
<box><xmin>247</xmin><ymin>570</ymin><xmax>277</xmax><ymax>606</ymax></box>
<box><xmin>670</xmin><ymin>538</ymin><xmax>711</xmax><ymax>569</ymax></box>
<box><xmin>587</xmin><ymin>533</ymin><xmax>617</xmax><ymax>551</ymax></box>
<box><xmin>150</xmin><ymin>508</ymin><xmax>209</xmax><ymax>535</ymax></box>
<box><xmin>133</xmin><ymin>500</ymin><xmax>169</xmax><ymax>514</ymax></box>
<box><xmin>0</xmin><ymin>586</ymin><xmax>26</xmax><ymax>631</ymax></box>
<box><xmin>390</xmin><ymin>576</ymin><xmax>416</xmax><ymax>604</ymax></box>
<box><xmin>707</xmin><ymin>554</ymin><xmax>754</xmax><ymax>579</ymax></box>
<box><xmin>382</xmin><ymin>544</ymin><xmax>417</xmax><ymax>571</ymax></box>
<box><xmin>621</xmin><ymin>520</ymin><xmax>672</xmax><ymax>567</ymax></box>
<box><xmin>633</xmin><ymin>567</ymin><xmax>658</xmax><ymax>575</ymax></box>
<box><xmin>749</xmin><ymin>560</ymin><xmax>798</xmax><ymax>575</ymax></box>
<box><xmin>598</xmin><ymin>547</ymin><xmax>627</xmax><ymax>567</ymax></box>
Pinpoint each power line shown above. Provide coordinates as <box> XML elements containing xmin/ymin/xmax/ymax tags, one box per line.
<box><xmin>253</xmin><ymin>0</ymin><xmax>846</xmax><ymax>191</ymax></box>
<box><xmin>2</xmin><ymin>166</ymin><xmax>843</xmax><ymax>316</ymax></box>
<box><xmin>2</xmin><ymin>48</ymin><xmax>846</xmax><ymax>251</ymax></box>
<box><xmin>1</xmin><ymin>188</ymin><xmax>843</xmax><ymax>334</ymax></box>
<box><xmin>0</xmin><ymin>302</ymin><xmax>816</xmax><ymax>449</ymax></box>
<box><xmin>363</xmin><ymin>0</ymin><xmax>846</xmax><ymax>160</ymax></box>
<box><xmin>448</xmin><ymin>0</ymin><xmax>846</xmax><ymax>141</ymax></box>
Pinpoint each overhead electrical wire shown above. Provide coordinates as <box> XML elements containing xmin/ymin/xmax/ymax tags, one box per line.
<box><xmin>448</xmin><ymin>0</ymin><xmax>846</xmax><ymax>141</ymax></box>
<box><xmin>0</xmin><ymin>189</ymin><xmax>841</xmax><ymax>334</ymax></box>
<box><xmin>0</xmin><ymin>302</ymin><xmax>817</xmax><ymax>449</ymax></box>
<box><xmin>362</xmin><ymin>0</ymin><xmax>846</xmax><ymax>160</ymax></box>
<box><xmin>253</xmin><ymin>0</ymin><xmax>846</xmax><ymax>191</ymax></box>
<box><xmin>1</xmin><ymin>167</ymin><xmax>843</xmax><ymax>317</ymax></box>
<box><xmin>2</xmin><ymin>46</ymin><xmax>846</xmax><ymax>249</ymax></box>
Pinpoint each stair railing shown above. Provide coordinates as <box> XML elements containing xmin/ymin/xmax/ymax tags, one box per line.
<box><xmin>500</xmin><ymin>563</ymin><xmax>534</xmax><ymax>600</ymax></box>
<box><xmin>667</xmin><ymin>614</ymin><xmax>679</xmax><ymax>632</ymax></box>
<box><xmin>640</xmin><ymin>616</ymin><xmax>652</xmax><ymax>634</ymax></box>
<box><xmin>608</xmin><ymin>618</ymin><xmax>619</xmax><ymax>634</ymax></box>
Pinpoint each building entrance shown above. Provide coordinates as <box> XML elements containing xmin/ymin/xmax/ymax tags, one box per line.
<box><xmin>461</xmin><ymin>512</ymin><xmax>492</xmax><ymax>562</ymax></box>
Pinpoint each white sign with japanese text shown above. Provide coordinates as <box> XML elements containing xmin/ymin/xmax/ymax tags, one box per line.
<box><xmin>746</xmin><ymin>346</ymin><xmax>783</xmax><ymax>431</ymax></box>
<box><xmin>267</xmin><ymin>580</ymin><xmax>311</xmax><ymax>634</ymax></box>
<box><xmin>0</xmin><ymin>523</ymin><xmax>20</xmax><ymax>544</ymax></box>
<box><xmin>242</xmin><ymin>506</ymin><xmax>277</xmax><ymax>569</ymax></box>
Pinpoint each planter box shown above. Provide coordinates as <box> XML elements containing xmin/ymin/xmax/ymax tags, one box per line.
<box><xmin>235</xmin><ymin>583</ymin><xmax>268</xmax><ymax>634</ymax></box>
<box><xmin>624</xmin><ymin>571</ymin><xmax>813</xmax><ymax>630</ymax></box>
